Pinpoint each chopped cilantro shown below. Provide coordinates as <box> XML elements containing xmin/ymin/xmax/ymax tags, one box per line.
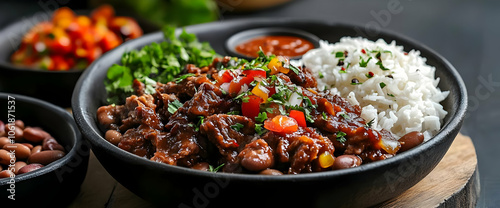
<box><xmin>340</xmin><ymin>113</ymin><xmax>350</xmax><ymax>120</ymax></box>
<box><xmin>334</xmin><ymin>51</ymin><xmax>345</xmax><ymax>58</ymax></box>
<box><xmin>379</xmin><ymin>82</ymin><xmax>386</xmax><ymax>89</ymax></box>
<box><xmin>174</xmin><ymin>73</ymin><xmax>195</xmax><ymax>83</ymax></box>
<box><xmin>167</xmin><ymin>100</ymin><xmax>183</xmax><ymax>114</ymax></box>
<box><xmin>227</xmin><ymin>111</ymin><xmax>240</xmax><ymax>115</ymax></box>
<box><xmin>336</xmin><ymin>131</ymin><xmax>347</xmax><ymax>144</ymax></box>
<box><xmin>255</xmin><ymin>112</ymin><xmax>268</xmax><ymax>123</ymax></box>
<box><xmin>209</xmin><ymin>164</ymin><xmax>225</xmax><ymax>173</ymax></box>
<box><xmin>255</xmin><ymin>124</ymin><xmax>267</xmax><ymax>135</ymax></box>
<box><xmin>319</xmin><ymin>71</ymin><xmax>324</xmax><ymax>79</ymax></box>
<box><xmin>230</xmin><ymin>123</ymin><xmax>245</xmax><ymax>131</ymax></box>
<box><xmin>289</xmin><ymin>64</ymin><xmax>300</xmax><ymax>75</ymax></box>
<box><xmin>365</xmin><ymin>118</ymin><xmax>375</xmax><ymax>128</ymax></box>
<box><xmin>376</xmin><ymin>60</ymin><xmax>390</xmax><ymax>70</ymax></box>
<box><xmin>359</xmin><ymin>57</ymin><xmax>372</xmax><ymax>67</ymax></box>
<box><xmin>322</xmin><ymin>112</ymin><xmax>328</xmax><ymax>120</ymax></box>
<box><xmin>387</xmin><ymin>93</ymin><xmax>395</xmax><ymax>97</ymax></box>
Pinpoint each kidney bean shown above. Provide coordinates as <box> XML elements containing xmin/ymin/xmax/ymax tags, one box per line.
<box><xmin>0</xmin><ymin>120</ymin><xmax>5</xmax><ymax>137</ymax></box>
<box><xmin>239</xmin><ymin>139</ymin><xmax>274</xmax><ymax>172</ymax></box>
<box><xmin>42</xmin><ymin>137</ymin><xmax>65</xmax><ymax>151</ymax></box>
<box><xmin>32</xmin><ymin>145</ymin><xmax>42</xmax><ymax>155</ymax></box>
<box><xmin>17</xmin><ymin>163</ymin><xmax>44</xmax><ymax>174</ymax></box>
<box><xmin>13</xmin><ymin>161</ymin><xmax>27</xmax><ymax>174</ymax></box>
<box><xmin>23</xmin><ymin>127</ymin><xmax>50</xmax><ymax>143</ymax></box>
<box><xmin>333</xmin><ymin>155</ymin><xmax>362</xmax><ymax>170</ymax></box>
<box><xmin>192</xmin><ymin>162</ymin><xmax>210</xmax><ymax>171</ymax></box>
<box><xmin>259</xmin><ymin>169</ymin><xmax>283</xmax><ymax>175</ymax></box>
<box><xmin>15</xmin><ymin>120</ymin><xmax>25</xmax><ymax>129</ymax></box>
<box><xmin>0</xmin><ymin>170</ymin><xmax>14</xmax><ymax>178</ymax></box>
<box><xmin>3</xmin><ymin>143</ymin><xmax>31</xmax><ymax>160</ymax></box>
<box><xmin>0</xmin><ymin>149</ymin><xmax>14</xmax><ymax>165</ymax></box>
<box><xmin>0</xmin><ymin>165</ymin><xmax>2</xmax><ymax>171</ymax></box>
<box><xmin>399</xmin><ymin>131</ymin><xmax>425</xmax><ymax>152</ymax></box>
<box><xmin>105</xmin><ymin>130</ymin><xmax>122</xmax><ymax>145</ymax></box>
<box><xmin>0</xmin><ymin>137</ymin><xmax>10</xmax><ymax>148</ymax></box>
<box><xmin>5</xmin><ymin>124</ymin><xmax>24</xmax><ymax>142</ymax></box>
<box><xmin>28</xmin><ymin>150</ymin><xmax>65</xmax><ymax>165</ymax></box>
<box><xmin>97</xmin><ymin>106</ymin><xmax>117</xmax><ymax>128</ymax></box>
<box><xmin>21</xmin><ymin>143</ymin><xmax>34</xmax><ymax>149</ymax></box>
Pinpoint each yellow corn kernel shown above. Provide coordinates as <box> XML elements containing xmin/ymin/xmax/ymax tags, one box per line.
<box><xmin>318</xmin><ymin>152</ymin><xmax>335</xmax><ymax>168</ymax></box>
<box><xmin>251</xmin><ymin>82</ymin><xmax>269</xmax><ymax>102</ymax></box>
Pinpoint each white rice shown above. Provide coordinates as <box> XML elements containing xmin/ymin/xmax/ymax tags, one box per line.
<box><xmin>293</xmin><ymin>37</ymin><xmax>449</xmax><ymax>141</ymax></box>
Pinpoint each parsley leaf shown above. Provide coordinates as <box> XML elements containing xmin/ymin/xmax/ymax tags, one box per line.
<box><xmin>322</xmin><ymin>112</ymin><xmax>328</xmax><ymax>120</ymax></box>
<box><xmin>231</xmin><ymin>123</ymin><xmax>245</xmax><ymax>131</ymax></box>
<box><xmin>319</xmin><ymin>71</ymin><xmax>324</xmax><ymax>79</ymax></box>
<box><xmin>334</xmin><ymin>51</ymin><xmax>345</xmax><ymax>58</ymax></box>
<box><xmin>167</xmin><ymin>100</ymin><xmax>183</xmax><ymax>114</ymax></box>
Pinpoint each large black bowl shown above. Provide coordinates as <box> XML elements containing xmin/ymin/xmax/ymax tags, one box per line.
<box><xmin>72</xmin><ymin>18</ymin><xmax>467</xmax><ymax>208</ymax></box>
<box><xmin>0</xmin><ymin>93</ymin><xmax>89</xmax><ymax>207</ymax></box>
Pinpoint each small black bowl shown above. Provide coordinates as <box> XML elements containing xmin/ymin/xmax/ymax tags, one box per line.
<box><xmin>225</xmin><ymin>27</ymin><xmax>320</xmax><ymax>59</ymax></box>
<box><xmin>0</xmin><ymin>93</ymin><xmax>89</xmax><ymax>207</ymax></box>
<box><xmin>73</xmin><ymin>18</ymin><xmax>467</xmax><ymax>207</ymax></box>
<box><xmin>0</xmin><ymin>10</ymin><xmax>155</xmax><ymax>107</ymax></box>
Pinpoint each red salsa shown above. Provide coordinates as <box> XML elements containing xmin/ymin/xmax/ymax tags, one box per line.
<box><xmin>235</xmin><ymin>35</ymin><xmax>314</xmax><ymax>58</ymax></box>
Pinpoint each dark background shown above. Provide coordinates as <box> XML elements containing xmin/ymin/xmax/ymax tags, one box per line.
<box><xmin>0</xmin><ymin>0</ymin><xmax>498</xmax><ymax>207</ymax></box>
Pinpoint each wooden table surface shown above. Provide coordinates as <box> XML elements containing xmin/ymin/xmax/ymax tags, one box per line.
<box><xmin>67</xmin><ymin>133</ymin><xmax>479</xmax><ymax>208</ymax></box>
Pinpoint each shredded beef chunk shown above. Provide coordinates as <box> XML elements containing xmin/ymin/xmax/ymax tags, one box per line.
<box><xmin>261</xmin><ymin>127</ymin><xmax>334</xmax><ymax>174</ymax></box>
<box><xmin>200</xmin><ymin>114</ymin><xmax>255</xmax><ymax>173</ymax></box>
<box><xmin>287</xmin><ymin>66</ymin><xmax>317</xmax><ymax>88</ymax></box>
<box><xmin>118</xmin><ymin>125</ymin><xmax>156</xmax><ymax>158</ymax></box>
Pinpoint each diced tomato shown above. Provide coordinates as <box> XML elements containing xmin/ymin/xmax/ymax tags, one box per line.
<box><xmin>109</xmin><ymin>17</ymin><xmax>143</xmax><ymax>40</ymax></box>
<box><xmin>52</xmin><ymin>7</ymin><xmax>75</xmax><ymax>28</ymax></box>
<box><xmin>91</xmin><ymin>4</ymin><xmax>115</xmax><ymax>23</ymax></box>
<box><xmin>100</xmin><ymin>31</ymin><xmax>122</xmax><ymax>52</ymax></box>
<box><xmin>229</xmin><ymin>76</ymin><xmax>253</xmax><ymax>95</ymax></box>
<box><xmin>242</xmin><ymin>69</ymin><xmax>266</xmax><ymax>79</ymax></box>
<box><xmin>241</xmin><ymin>95</ymin><xmax>262</xmax><ymax>120</ymax></box>
<box><xmin>264</xmin><ymin>115</ymin><xmax>298</xmax><ymax>134</ymax></box>
<box><xmin>289</xmin><ymin>110</ymin><xmax>307</xmax><ymax>127</ymax></box>
<box><xmin>267</xmin><ymin>86</ymin><xmax>276</xmax><ymax>96</ymax></box>
<box><xmin>221</xmin><ymin>70</ymin><xmax>235</xmax><ymax>83</ymax></box>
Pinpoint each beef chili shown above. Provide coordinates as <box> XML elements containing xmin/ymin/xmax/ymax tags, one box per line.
<box><xmin>97</xmin><ymin>52</ymin><xmax>423</xmax><ymax>174</ymax></box>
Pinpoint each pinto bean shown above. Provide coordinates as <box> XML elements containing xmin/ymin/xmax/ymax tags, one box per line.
<box><xmin>0</xmin><ymin>170</ymin><xmax>14</xmax><ymax>178</ymax></box>
<box><xmin>105</xmin><ymin>130</ymin><xmax>122</xmax><ymax>145</ymax></box>
<box><xmin>42</xmin><ymin>137</ymin><xmax>65</xmax><ymax>151</ymax></box>
<box><xmin>13</xmin><ymin>161</ymin><xmax>27</xmax><ymax>174</ymax></box>
<box><xmin>0</xmin><ymin>120</ymin><xmax>5</xmax><ymax>137</ymax></box>
<box><xmin>17</xmin><ymin>163</ymin><xmax>44</xmax><ymax>174</ymax></box>
<box><xmin>0</xmin><ymin>137</ymin><xmax>10</xmax><ymax>148</ymax></box>
<box><xmin>15</xmin><ymin>120</ymin><xmax>25</xmax><ymax>129</ymax></box>
<box><xmin>97</xmin><ymin>106</ymin><xmax>118</xmax><ymax>128</ymax></box>
<box><xmin>3</xmin><ymin>143</ymin><xmax>31</xmax><ymax>159</ymax></box>
<box><xmin>23</xmin><ymin>127</ymin><xmax>50</xmax><ymax>143</ymax></box>
<box><xmin>32</xmin><ymin>145</ymin><xmax>42</xmax><ymax>155</ymax></box>
<box><xmin>21</xmin><ymin>143</ymin><xmax>34</xmax><ymax>149</ymax></box>
<box><xmin>333</xmin><ymin>155</ymin><xmax>362</xmax><ymax>170</ymax></box>
<box><xmin>239</xmin><ymin>139</ymin><xmax>274</xmax><ymax>172</ymax></box>
<box><xmin>0</xmin><ymin>149</ymin><xmax>14</xmax><ymax>165</ymax></box>
<box><xmin>28</xmin><ymin>150</ymin><xmax>65</xmax><ymax>165</ymax></box>
<box><xmin>259</xmin><ymin>169</ymin><xmax>283</xmax><ymax>175</ymax></box>
<box><xmin>398</xmin><ymin>131</ymin><xmax>424</xmax><ymax>152</ymax></box>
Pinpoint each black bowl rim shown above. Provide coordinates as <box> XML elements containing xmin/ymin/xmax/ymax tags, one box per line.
<box><xmin>72</xmin><ymin>17</ymin><xmax>468</xmax><ymax>182</ymax></box>
<box><xmin>224</xmin><ymin>27</ymin><xmax>321</xmax><ymax>60</ymax></box>
<box><xmin>0</xmin><ymin>92</ymin><xmax>83</xmax><ymax>184</ymax></box>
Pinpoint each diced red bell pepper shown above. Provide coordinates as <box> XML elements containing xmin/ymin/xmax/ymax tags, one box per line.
<box><xmin>241</xmin><ymin>95</ymin><xmax>262</xmax><ymax>120</ymax></box>
<box><xmin>242</xmin><ymin>69</ymin><xmax>266</xmax><ymax>79</ymax></box>
<box><xmin>289</xmin><ymin>110</ymin><xmax>307</xmax><ymax>127</ymax></box>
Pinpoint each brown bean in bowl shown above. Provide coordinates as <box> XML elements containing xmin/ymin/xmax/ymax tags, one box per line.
<box><xmin>0</xmin><ymin>93</ymin><xmax>89</xmax><ymax>207</ymax></box>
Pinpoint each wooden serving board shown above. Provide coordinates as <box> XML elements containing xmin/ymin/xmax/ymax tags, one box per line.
<box><xmin>67</xmin><ymin>133</ymin><xmax>479</xmax><ymax>208</ymax></box>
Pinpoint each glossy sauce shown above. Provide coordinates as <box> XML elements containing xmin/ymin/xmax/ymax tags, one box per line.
<box><xmin>235</xmin><ymin>35</ymin><xmax>314</xmax><ymax>58</ymax></box>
